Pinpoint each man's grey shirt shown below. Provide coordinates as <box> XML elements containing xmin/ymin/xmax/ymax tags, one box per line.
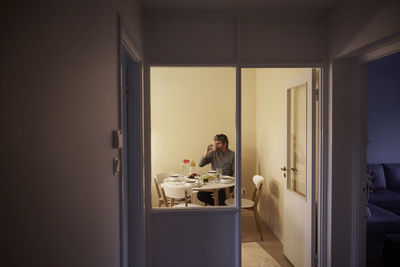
<box><xmin>199</xmin><ymin>149</ymin><xmax>235</xmax><ymax>176</ymax></box>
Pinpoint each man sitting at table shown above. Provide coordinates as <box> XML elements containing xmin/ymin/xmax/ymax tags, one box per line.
<box><xmin>197</xmin><ymin>134</ymin><xmax>235</xmax><ymax>206</ymax></box>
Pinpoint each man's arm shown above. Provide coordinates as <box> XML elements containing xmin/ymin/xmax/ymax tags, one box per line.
<box><xmin>199</xmin><ymin>144</ymin><xmax>213</xmax><ymax>167</ymax></box>
<box><xmin>199</xmin><ymin>155</ymin><xmax>211</xmax><ymax>167</ymax></box>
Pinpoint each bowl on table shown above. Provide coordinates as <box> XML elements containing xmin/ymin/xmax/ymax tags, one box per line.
<box><xmin>220</xmin><ymin>176</ymin><xmax>235</xmax><ymax>184</ymax></box>
<box><xmin>201</xmin><ymin>174</ymin><xmax>214</xmax><ymax>183</ymax></box>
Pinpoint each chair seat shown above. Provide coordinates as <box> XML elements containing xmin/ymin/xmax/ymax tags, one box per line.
<box><xmin>159</xmin><ymin>195</ymin><xmax>192</xmax><ymax>202</ymax></box>
<box><xmin>225</xmin><ymin>198</ymin><xmax>254</xmax><ymax>208</ymax></box>
<box><xmin>172</xmin><ymin>203</ymin><xmax>202</xmax><ymax>208</ymax></box>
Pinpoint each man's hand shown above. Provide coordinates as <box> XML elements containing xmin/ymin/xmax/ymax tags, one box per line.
<box><xmin>203</xmin><ymin>144</ymin><xmax>213</xmax><ymax>158</ymax></box>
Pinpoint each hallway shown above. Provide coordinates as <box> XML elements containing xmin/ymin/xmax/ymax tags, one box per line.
<box><xmin>242</xmin><ymin>209</ymin><xmax>293</xmax><ymax>267</ymax></box>
<box><xmin>4</xmin><ymin>0</ymin><xmax>400</xmax><ymax>266</ymax></box>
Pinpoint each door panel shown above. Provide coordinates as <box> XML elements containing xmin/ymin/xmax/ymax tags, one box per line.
<box><xmin>283</xmin><ymin>69</ymin><xmax>317</xmax><ymax>267</ymax></box>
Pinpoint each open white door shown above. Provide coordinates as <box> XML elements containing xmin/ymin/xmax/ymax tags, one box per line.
<box><xmin>282</xmin><ymin>69</ymin><xmax>317</xmax><ymax>267</ymax></box>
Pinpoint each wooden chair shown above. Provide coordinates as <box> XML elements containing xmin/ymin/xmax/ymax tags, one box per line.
<box><xmin>161</xmin><ymin>184</ymin><xmax>201</xmax><ymax>208</ymax></box>
<box><xmin>225</xmin><ymin>175</ymin><xmax>265</xmax><ymax>240</ymax></box>
<box><xmin>154</xmin><ymin>172</ymin><xmax>193</xmax><ymax>207</ymax></box>
<box><xmin>154</xmin><ymin>172</ymin><xmax>173</xmax><ymax>207</ymax></box>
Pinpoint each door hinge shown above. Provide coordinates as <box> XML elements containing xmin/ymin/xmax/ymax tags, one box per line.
<box><xmin>315</xmin><ymin>89</ymin><xmax>319</xmax><ymax>101</ymax></box>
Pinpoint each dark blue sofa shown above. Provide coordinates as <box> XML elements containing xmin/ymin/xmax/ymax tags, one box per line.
<box><xmin>367</xmin><ymin>163</ymin><xmax>400</xmax><ymax>266</ymax></box>
<box><xmin>368</xmin><ymin>163</ymin><xmax>400</xmax><ymax>215</ymax></box>
<box><xmin>367</xmin><ymin>203</ymin><xmax>400</xmax><ymax>237</ymax></box>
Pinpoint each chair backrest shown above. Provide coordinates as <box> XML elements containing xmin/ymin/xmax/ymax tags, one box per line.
<box><xmin>162</xmin><ymin>184</ymin><xmax>193</xmax><ymax>199</ymax></box>
<box><xmin>161</xmin><ymin>184</ymin><xmax>193</xmax><ymax>207</ymax></box>
<box><xmin>253</xmin><ymin>175</ymin><xmax>264</xmax><ymax>189</ymax></box>
<box><xmin>154</xmin><ymin>172</ymin><xmax>172</xmax><ymax>204</ymax></box>
<box><xmin>155</xmin><ymin>172</ymin><xmax>174</xmax><ymax>184</ymax></box>
<box><xmin>154</xmin><ymin>172</ymin><xmax>174</xmax><ymax>200</ymax></box>
<box><xmin>251</xmin><ymin>175</ymin><xmax>264</xmax><ymax>206</ymax></box>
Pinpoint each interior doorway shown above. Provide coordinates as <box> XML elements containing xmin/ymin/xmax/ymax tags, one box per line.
<box><xmin>118</xmin><ymin>16</ymin><xmax>145</xmax><ymax>267</ymax></box>
<box><xmin>364</xmin><ymin>51</ymin><xmax>400</xmax><ymax>267</ymax></box>
<box><xmin>241</xmin><ymin>68</ymin><xmax>320</xmax><ymax>267</ymax></box>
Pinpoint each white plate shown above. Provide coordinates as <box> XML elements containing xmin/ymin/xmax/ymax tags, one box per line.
<box><xmin>221</xmin><ymin>175</ymin><xmax>235</xmax><ymax>180</ymax></box>
<box><xmin>219</xmin><ymin>178</ymin><xmax>235</xmax><ymax>184</ymax></box>
<box><xmin>170</xmin><ymin>174</ymin><xmax>180</xmax><ymax>177</ymax></box>
<box><xmin>164</xmin><ymin>177</ymin><xmax>179</xmax><ymax>182</ymax></box>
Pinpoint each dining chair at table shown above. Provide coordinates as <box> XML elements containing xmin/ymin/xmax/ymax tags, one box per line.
<box><xmin>161</xmin><ymin>184</ymin><xmax>202</xmax><ymax>208</ymax></box>
<box><xmin>225</xmin><ymin>175</ymin><xmax>265</xmax><ymax>240</ymax></box>
<box><xmin>154</xmin><ymin>172</ymin><xmax>173</xmax><ymax>207</ymax></box>
<box><xmin>154</xmin><ymin>172</ymin><xmax>194</xmax><ymax>207</ymax></box>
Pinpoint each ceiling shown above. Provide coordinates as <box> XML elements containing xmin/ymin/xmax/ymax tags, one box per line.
<box><xmin>140</xmin><ymin>0</ymin><xmax>342</xmax><ymax>11</ymax></box>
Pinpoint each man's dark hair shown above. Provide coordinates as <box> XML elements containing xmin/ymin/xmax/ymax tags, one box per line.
<box><xmin>214</xmin><ymin>134</ymin><xmax>229</xmax><ymax>148</ymax></box>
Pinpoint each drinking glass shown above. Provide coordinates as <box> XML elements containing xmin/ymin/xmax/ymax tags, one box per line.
<box><xmin>216</xmin><ymin>168</ymin><xmax>222</xmax><ymax>180</ymax></box>
<box><xmin>179</xmin><ymin>174</ymin><xmax>185</xmax><ymax>184</ymax></box>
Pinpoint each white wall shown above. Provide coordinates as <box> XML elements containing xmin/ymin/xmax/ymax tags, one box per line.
<box><xmin>241</xmin><ymin>70</ymin><xmax>257</xmax><ymax>197</ymax></box>
<box><xmin>0</xmin><ymin>1</ymin><xmax>142</xmax><ymax>266</ymax></box>
<box><xmin>367</xmin><ymin>64</ymin><xmax>400</xmax><ymax>163</ymax></box>
<box><xmin>144</xmin><ymin>10</ymin><xmax>327</xmax><ymax>65</ymax></box>
<box><xmin>328</xmin><ymin>1</ymin><xmax>400</xmax><ymax>266</ymax></box>
<box><xmin>328</xmin><ymin>0</ymin><xmax>400</xmax><ymax>59</ymax></box>
<box><xmin>151</xmin><ymin>210</ymin><xmax>239</xmax><ymax>267</ymax></box>
<box><xmin>242</xmin><ymin>68</ymin><xmax>311</xmax><ymax>242</ymax></box>
<box><xmin>240</xmin><ymin>19</ymin><xmax>326</xmax><ymax>64</ymax></box>
<box><xmin>256</xmin><ymin>68</ymin><xmax>312</xmax><ymax>241</ymax></box>
<box><xmin>5</xmin><ymin>0</ymin><xmax>400</xmax><ymax>266</ymax></box>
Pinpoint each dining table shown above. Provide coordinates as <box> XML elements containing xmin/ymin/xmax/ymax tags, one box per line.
<box><xmin>162</xmin><ymin>175</ymin><xmax>236</xmax><ymax>206</ymax></box>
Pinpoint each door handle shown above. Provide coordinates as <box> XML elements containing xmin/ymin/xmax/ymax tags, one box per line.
<box><xmin>280</xmin><ymin>167</ymin><xmax>287</xmax><ymax>171</ymax></box>
<box><xmin>113</xmin><ymin>157</ymin><xmax>121</xmax><ymax>176</ymax></box>
<box><xmin>291</xmin><ymin>168</ymin><xmax>297</xmax><ymax>172</ymax></box>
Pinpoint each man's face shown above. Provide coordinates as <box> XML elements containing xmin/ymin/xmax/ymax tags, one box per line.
<box><xmin>214</xmin><ymin>140</ymin><xmax>226</xmax><ymax>151</ymax></box>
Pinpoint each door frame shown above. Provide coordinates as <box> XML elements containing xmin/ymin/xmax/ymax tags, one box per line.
<box><xmin>144</xmin><ymin>63</ymin><xmax>328</xmax><ymax>267</ymax></box>
<box><xmin>337</xmin><ymin>36</ymin><xmax>400</xmax><ymax>267</ymax></box>
<box><xmin>117</xmin><ymin>13</ymin><xmax>145</xmax><ymax>267</ymax></box>
<box><xmin>240</xmin><ymin>65</ymin><xmax>327</xmax><ymax>267</ymax></box>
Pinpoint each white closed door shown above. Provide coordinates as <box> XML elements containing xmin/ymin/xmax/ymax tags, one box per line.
<box><xmin>282</xmin><ymin>69</ymin><xmax>317</xmax><ymax>267</ymax></box>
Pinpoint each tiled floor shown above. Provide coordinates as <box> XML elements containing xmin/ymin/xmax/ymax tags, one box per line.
<box><xmin>241</xmin><ymin>209</ymin><xmax>293</xmax><ymax>267</ymax></box>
